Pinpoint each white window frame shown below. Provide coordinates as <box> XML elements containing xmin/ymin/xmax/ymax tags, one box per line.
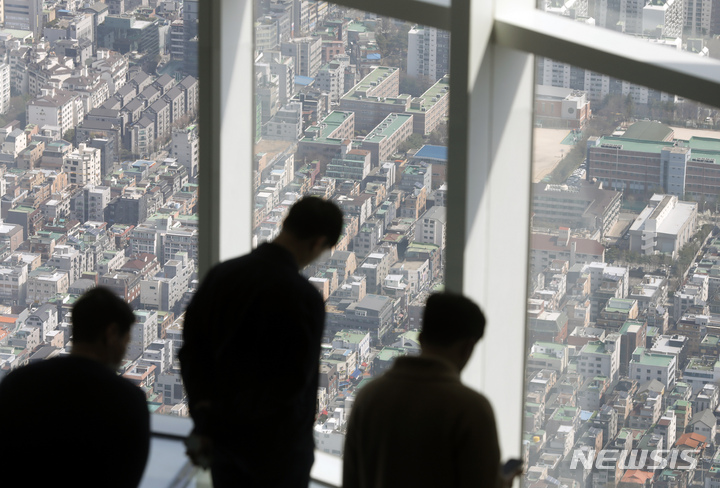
<box><xmin>156</xmin><ymin>0</ymin><xmax>720</xmax><ymax>486</ymax></box>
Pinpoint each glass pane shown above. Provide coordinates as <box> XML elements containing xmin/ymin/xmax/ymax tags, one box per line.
<box><xmin>526</xmin><ymin>58</ymin><xmax>720</xmax><ymax>486</ymax></box>
<box><xmin>254</xmin><ymin>2</ymin><xmax>450</xmax><ymax>457</ymax></box>
<box><xmin>0</xmin><ymin>3</ymin><xmax>199</xmax><ymax>416</ymax></box>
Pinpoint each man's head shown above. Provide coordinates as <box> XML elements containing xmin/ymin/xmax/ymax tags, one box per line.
<box><xmin>276</xmin><ymin>197</ymin><xmax>344</xmax><ymax>267</ymax></box>
<box><xmin>71</xmin><ymin>287</ymin><xmax>136</xmax><ymax>368</ymax></box>
<box><xmin>419</xmin><ymin>292</ymin><xmax>486</xmax><ymax>372</ymax></box>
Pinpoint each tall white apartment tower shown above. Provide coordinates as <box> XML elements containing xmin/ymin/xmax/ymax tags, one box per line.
<box><xmin>128</xmin><ymin>310</ymin><xmax>158</xmax><ymax>360</ymax></box>
<box><xmin>63</xmin><ymin>143</ymin><xmax>101</xmax><ymax>187</ymax></box>
<box><xmin>620</xmin><ymin>0</ymin><xmax>645</xmax><ymax>34</ymax></box>
<box><xmin>0</xmin><ymin>63</ymin><xmax>11</xmax><ymax>115</ymax></box>
<box><xmin>171</xmin><ymin>125</ymin><xmax>199</xmax><ymax>178</ymax></box>
<box><xmin>685</xmin><ymin>0</ymin><xmax>713</xmax><ymax>36</ymax></box>
<box><xmin>642</xmin><ymin>0</ymin><xmax>683</xmax><ymax>38</ymax></box>
<box><xmin>407</xmin><ymin>25</ymin><xmax>450</xmax><ymax>82</ymax></box>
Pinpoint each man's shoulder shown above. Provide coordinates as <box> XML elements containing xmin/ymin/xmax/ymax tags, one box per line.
<box><xmin>453</xmin><ymin>382</ymin><xmax>495</xmax><ymax>412</ymax></box>
<box><xmin>0</xmin><ymin>360</ymin><xmax>43</xmax><ymax>392</ymax></box>
<box><xmin>4</xmin><ymin>357</ymin><xmax>139</xmax><ymax>390</ymax></box>
<box><xmin>208</xmin><ymin>253</ymin><xmax>256</xmax><ymax>276</ymax></box>
<box><xmin>205</xmin><ymin>246</ymin><xmax>297</xmax><ymax>284</ymax></box>
<box><xmin>3</xmin><ymin>356</ymin><xmax>68</xmax><ymax>381</ymax></box>
<box><xmin>352</xmin><ymin>372</ymin><xmax>395</xmax><ymax>405</ymax></box>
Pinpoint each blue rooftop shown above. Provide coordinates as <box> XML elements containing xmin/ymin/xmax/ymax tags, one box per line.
<box><xmin>132</xmin><ymin>160</ymin><xmax>154</xmax><ymax>168</ymax></box>
<box><xmin>414</xmin><ymin>144</ymin><xmax>448</xmax><ymax>161</ymax></box>
<box><xmin>366</xmin><ymin>53</ymin><xmax>381</xmax><ymax>60</ymax></box>
<box><xmin>295</xmin><ymin>75</ymin><xmax>314</xmax><ymax>86</ymax></box>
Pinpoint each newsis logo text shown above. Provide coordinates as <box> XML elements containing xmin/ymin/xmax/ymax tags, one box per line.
<box><xmin>569</xmin><ymin>449</ymin><xmax>700</xmax><ymax>471</ymax></box>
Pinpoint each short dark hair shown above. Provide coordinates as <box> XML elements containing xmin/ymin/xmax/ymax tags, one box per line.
<box><xmin>419</xmin><ymin>292</ymin><xmax>486</xmax><ymax>346</ymax></box>
<box><xmin>71</xmin><ymin>287</ymin><xmax>136</xmax><ymax>344</ymax></box>
<box><xmin>282</xmin><ymin>196</ymin><xmax>344</xmax><ymax>246</ymax></box>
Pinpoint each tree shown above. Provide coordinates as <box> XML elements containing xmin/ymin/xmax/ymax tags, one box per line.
<box><xmin>375</xmin><ymin>21</ymin><xmax>411</xmax><ymax>70</ymax></box>
<box><xmin>0</xmin><ymin>94</ymin><xmax>31</xmax><ymax>127</ymax></box>
<box><xmin>399</xmin><ymin>72</ymin><xmax>432</xmax><ymax>97</ymax></box>
<box><xmin>428</xmin><ymin>129</ymin><xmax>444</xmax><ymax>145</ymax></box>
<box><xmin>63</xmin><ymin>128</ymin><xmax>75</xmax><ymax>144</ymax></box>
<box><xmin>624</xmin><ymin>94</ymin><xmax>635</xmax><ymax>120</ymax></box>
<box><xmin>143</xmin><ymin>54</ymin><xmax>162</xmax><ymax>75</ymax></box>
<box><xmin>398</xmin><ymin>133</ymin><xmax>424</xmax><ymax>153</ymax></box>
<box><xmin>379</xmin><ymin>17</ymin><xmax>393</xmax><ymax>35</ymax></box>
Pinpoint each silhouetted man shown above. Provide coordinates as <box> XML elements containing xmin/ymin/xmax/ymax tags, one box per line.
<box><xmin>0</xmin><ymin>287</ymin><xmax>150</xmax><ymax>488</ymax></box>
<box><xmin>180</xmin><ymin>196</ymin><xmax>344</xmax><ymax>487</ymax></box>
<box><xmin>343</xmin><ymin>292</ymin><xmax>501</xmax><ymax>488</ymax></box>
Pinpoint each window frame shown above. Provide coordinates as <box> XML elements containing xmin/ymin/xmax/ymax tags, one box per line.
<box><xmin>155</xmin><ymin>0</ymin><xmax>720</xmax><ymax>486</ymax></box>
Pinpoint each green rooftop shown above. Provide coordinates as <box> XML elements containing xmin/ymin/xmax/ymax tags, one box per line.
<box><xmin>687</xmin><ymin>136</ymin><xmax>720</xmax><ymax>152</ymax></box>
<box><xmin>621</xmin><ymin>121</ymin><xmax>673</xmax><ymax>141</ymax></box>
<box><xmin>594</xmin><ymin>134</ymin><xmax>720</xmax><ymax>164</ymax></box>
<box><xmin>342</xmin><ymin>66</ymin><xmax>399</xmax><ymax>101</ymax></box>
<box><xmin>300</xmin><ymin>111</ymin><xmax>354</xmax><ymax>144</ymax></box>
<box><xmin>605</xmin><ymin>297</ymin><xmax>636</xmax><ymax>313</ymax></box>
<box><xmin>11</xmin><ymin>205</ymin><xmax>35</xmax><ymax>213</ymax></box>
<box><xmin>355</xmin><ymin>377</ymin><xmax>373</xmax><ymax>392</ymax></box>
<box><xmin>346</xmin><ymin>21</ymin><xmax>367</xmax><ymax>32</ymax></box>
<box><xmin>551</xmin><ymin>406</ymin><xmax>579</xmax><ymax>421</ymax></box>
<box><xmin>407</xmin><ymin>242</ymin><xmax>440</xmax><ymax>252</ymax></box>
<box><xmin>687</xmin><ymin>357</ymin><xmax>719</xmax><ymax>371</ymax></box>
<box><xmin>531</xmin><ymin>352</ymin><xmax>562</xmax><ymax>360</ymax></box>
<box><xmin>673</xmin><ymin>399</ymin><xmax>692</xmax><ymax>410</ymax></box>
<box><xmin>406</xmin><ymin>75</ymin><xmax>450</xmax><ymax>113</ymax></box>
<box><xmin>534</xmin><ymin>341</ymin><xmax>566</xmax><ymax>351</ymax></box>
<box><xmin>335</xmin><ymin>330</ymin><xmax>368</xmax><ymax>344</ymax></box>
<box><xmin>400</xmin><ymin>330</ymin><xmax>420</xmax><ymax>343</ymax></box>
<box><xmin>620</xmin><ymin>319</ymin><xmax>645</xmax><ymax>334</ymax></box>
<box><xmin>633</xmin><ymin>348</ymin><xmax>674</xmax><ymax>367</ymax></box>
<box><xmin>376</xmin><ymin>347</ymin><xmax>405</xmax><ymax>361</ymax></box>
<box><xmin>364</xmin><ymin>113</ymin><xmax>413</xmax><ymax>143</ymax></box>
<box><xmin>582</xmin><ymin>341</ymin><xmax>610</xmax><ymax>355</ymax></box>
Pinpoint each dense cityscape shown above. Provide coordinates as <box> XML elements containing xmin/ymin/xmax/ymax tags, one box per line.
<box><xmin>527</xmin><ymin>2</ymin><xmax>720</xmax><ymax>488</ymax></box>
<box><xmin>0</xmin><ymin>0</ymin><xmax>200</xmax><ymax>415</ymax></box>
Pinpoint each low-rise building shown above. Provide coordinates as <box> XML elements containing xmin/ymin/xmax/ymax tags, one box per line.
<box><xmin>629</xmin><ymin>194</ymin><xmax>697</xmax><ymax>258</ymax></box>
<box><xmin>630</xmin><ymin>346</ymin><xmax>677</xmax><ymax>389</ymax></box>
<box><xmin>684</xmin><ymin>356</ymin><xmax>720</xmax><ymax>393</ymax></box>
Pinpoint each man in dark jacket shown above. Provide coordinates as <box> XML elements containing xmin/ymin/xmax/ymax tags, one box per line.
<box><xmin>343</xmin><ymin>292</ymin><xmax>501</xmax><ymax>488</ymax></box>
<box><xmin>180</xmin><ymin>196</ymin><xmax>343</xmax><ymax>488</ymax></box>
<box><xmin>0</xmin><ymin>287</ymin><xmax>150</xmax><ymax>488</ymax></box>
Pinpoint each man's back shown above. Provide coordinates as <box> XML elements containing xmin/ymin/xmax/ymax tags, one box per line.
<box><xmin>343</xmin><ymin>356</ymin><xmax>500</xmax><ymax>488</ymax></box>
<box><xmin>180</xmin><ymin>242</ymin><xmax>326</xmax><ymax>459</ymax></box>
<box><xmin>0</xmin><ymin>355</ymin><xmax>150</xmax><ymax>487</ymax></box>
